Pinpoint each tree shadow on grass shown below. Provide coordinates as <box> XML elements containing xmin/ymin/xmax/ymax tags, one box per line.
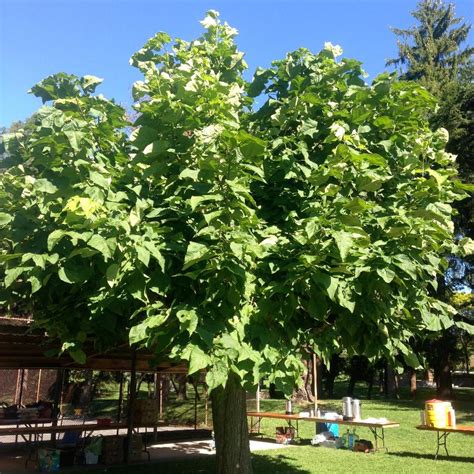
<box><xmin>252</xmin><ymin>453</ymin><xmax>313</xmax><ymax>474</ymax></box>
<box><xmin>388</xmin><ymin>451</ymin><xmax>474</xmax><ymax>464</ymax></box>
<box><xmin>71</xmin><ymin>449</ymin><xmax>311</xmax><ymax>474</ymax></box>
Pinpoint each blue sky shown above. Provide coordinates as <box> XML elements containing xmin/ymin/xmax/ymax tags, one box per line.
<box><xmin>1</xmin><ymin>0</ymin><xmax>473</xmax><ymax>126</ymax></box>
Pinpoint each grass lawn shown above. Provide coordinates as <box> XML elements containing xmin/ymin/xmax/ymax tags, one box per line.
<box><xmin>76</xmin><ymin>381</ymin><xmax>473</xmax><ymax>473</ymax></box>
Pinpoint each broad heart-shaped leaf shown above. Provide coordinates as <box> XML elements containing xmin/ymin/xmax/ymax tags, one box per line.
<box><xmin>377</xmin><ymin>267</ymin><xmax>396</xmax><ymax>283</ymax></box>
<box><xmin>183</xmin><ymin>242</ymin><xmax>210</xmax><ymax>270</ymax></box>
<box><xmin>69</xmin><ymin>348</ymin><xmax>87</xmax><ymax>365</ymax></box>
<box><xmin>4</xmin><ymin>267</ymin><xmax>28</xmax><ymax>288</ymax></box>
<box><xmin>176</xmin><ymin>308</ymin><xmax>198</xmax><ymax>335</ymax></box>
<box><xmin>455</xmin><ymin>321</ymin><xmax>474</xmax><ymax>335</ymax></box>
<box><xmin>64</xmin><ymin>130</ymin><xmax>85</xmax><ymax>152</ymax></box>
<box><xmin>403</xmin><ymin>352</ymin><xmax>421</xmax><ymax>370</ymax></box>
<box><xmin>205</xmin><ymin>359</ymin><xmax>229</xmax><ymax>391</ymax></box>
<box><xmin>58</xmin><ymin>264</ymin><xmax>91</xmax><ymax>284</ymax></box>
<box><xmin>87</xmin><ymin>234</ymin><xmax>112</xmax><ymax>260</ymax></box>
<box><xmin>333</xmin><ymin>231</ymin><xmax>354</xmax><ymax>261</ymax></box>
<box><xmin>80</xmin><ymin>75</ymin><xmax>103</xmax><ymax>94</ymax></box>
<box><xmin>188</xmin><ymin>345</ymin><xmax>211</xmax><ymax>375</ymax></box>
<box><xmin>106</xmin><ymin>263</ymin><xmax>120</xmax><ymax>287</ymax></box>
<box><xmin>47</xmin><ymin>230</ymin><xmax>67</xmax><ymax>251</ymax></box>
<box><xmin>0</xmin><ymin>212</ymin><xmax>13</xmax><ymax>227</ymax></box>
<box><xmin>312</xmin><ymin>272</ymin><xmax>339</xmax><ymax>301</ymax></box>
<box><xmin>136</xmin><ymin>245</ymin><xmax>150</xmax><ymax>266</ymax></box>
<box><xmin>33</xmin><ymin>178</ymin><xmax>58</xmax><ymax>194</ymax></box>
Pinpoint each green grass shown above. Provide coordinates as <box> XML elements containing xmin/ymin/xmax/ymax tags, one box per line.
<box><xmin>61</xmin><ymin>381</ymin><xmax>474</xmax><ymax>473</ymax></box>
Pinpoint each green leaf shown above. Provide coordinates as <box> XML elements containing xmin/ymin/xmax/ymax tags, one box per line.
<box><xmin>0</xmin><ymin>213</ymin><xmax>13</xmax><ymax>227</ymax></box>
<box><xmin>374</xmin><ymin>116</ymin><xmax>394</xmax><ymax>129</ymax></box>
<box><xmin>188</xmin><ymin>345</ymin><xmax>210</xmax><ymax>375</ymax></box>
<box><xmin>28</xmin><ymin>275</ymin><xmax>42</xmax><ymax>293</ymax></box>
<box><xmin>183</xmin><ymin>242</ymin><xmax>209</xmax><ymax>270</ymax></box>
<box><xmin>312</xmin><ymin>272</ymin><xmax>339</xmax><ymax>301</ymax></box>
<box><xmin>89</xmin><ymin>170</ymin><xmax>110</xmax><ymax>188</ymax></box>
<box><xmin>81</xmin><ymin>75</ymin><xmax>103</xmax><ymax>93</ymax></box>
<box><xmin>455</xmin><ymin>321</ymin><xmax>474</xmax><ymax>335</ymax></box>
<box><xmin>87</xmin><ymin>234</ymin><xmax>111</xmax><ymax>259</ymax></box>
<box><xmin>106</xmin><ymin>263</ymin><xmax>120</xmax><ymax>287</ymax></box>
<box><xmin>33</xmin><ymin>178</ymin><xmax>58</xmax><ymax>194</ymax></box>
<box><xmin>177</xmin><ymin>309</ymin><xmax>199</xmax><ymax>335</ymax></box>
<box><xmin>64</xmin><ymin>130</ymin><xmax>85</xmax><ymax>152</ymax></box>
<box><xmin>4</xmin><ymin>267</ymin><xmax>27</xmax><ymax>287</ymax></box>
<box><xmin>377</xmin><ymin>268</ymin><xmax>395</xmax><ymax>283</ymax></box>
<box><xmin>403</xmin><ymin>352</ymin><xmax>421</xmax><ymax>369</ymax></box>
<box><xmin>333</xmin><ymin>231</ymin><xmax>354</xmax><ymax>261</ymax></box>
<box><xmin>70</xmin><ymin>348</ymin><xmax>87</xmax><ymax>365</ymax></box>
<box><xmin>136</xmin><ymin>246</ymin><xmax>150</xmax><ymax>266</ymax></box>
<box><xmin>205</xmin><ymin>360</ymin><xmax>228</xmax><ymax>390</ymax></box>
<box><xmin>58</xmin><ymin>265</ymin><xmax>90</xmax><ymax>284</ymax></box>
<box><xmin>178</xmin><ymin>168</ymin><xmax>200</xmax><ymax>181</ymax></box>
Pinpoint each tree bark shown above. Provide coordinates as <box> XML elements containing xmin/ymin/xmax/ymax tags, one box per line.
<box><xmin>436</xmin><ymin>357</ymin><xmax>453</xmax><ymax>399</ymax></box>
<box><xmin>211</xmin><ymin>373</ymin><xmax>252</xmax><ymax>474</ymax></box>
<box><xmin>409</xmin><ymin>369</ymin><xmax>417</xmax><ymax>399</ymax></box>
<box><xmin>385</xmin><ymin>364</ymin><xmax>399</xmax><ymax>399</ymax></box>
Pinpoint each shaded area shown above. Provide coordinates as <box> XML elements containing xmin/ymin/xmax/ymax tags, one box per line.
<box><xmin>388</xmin><ymin>451</ymin><xmax>474</xmax><ymax>464</ymax></box>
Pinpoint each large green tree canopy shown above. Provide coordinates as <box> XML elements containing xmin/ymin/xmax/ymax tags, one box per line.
<box><xmin>1</xmin><ymin>11</ymin><xmax>472</xmax><ymax>394</ymax></box>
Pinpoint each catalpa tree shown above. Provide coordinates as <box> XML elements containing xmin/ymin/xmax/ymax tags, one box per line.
<box><xmin>1</xmin><ymin>11</ymin><xmax>472</xmax><ymax>473</ymax></box>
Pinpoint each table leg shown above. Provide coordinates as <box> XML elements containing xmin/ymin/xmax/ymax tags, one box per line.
<box><xmin>249</xmin><ymin>416</ymin><xmax>262</xmax><ymax>435</ymax></box>
<box><xmin>369</xmin><ymin>427</ymin><xmax>387</xmax><ymax>452</ymax></box>
<box><xmin>285</xmin><ymin>419</ymin><xmax>299</xmax><ymax>440</ymax></box>
<box><xmin>434</xmin><ymin>431</ymin><xmax>450</xmax><ymax>460</ymax></box>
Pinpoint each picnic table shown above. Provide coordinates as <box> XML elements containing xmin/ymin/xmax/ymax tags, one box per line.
<box><xmin>247</xmin><ymin>411</ymin><xmax>400</xmax><ymax>451</ymax></box>
<box><xmin>416</xmin><ymin>424</ymin><xmax>474</xmax><ymax>459</ymax></box>
<box><xmin>0</xmin><ymin>420</ymin><xmax>166</xmax><ymax>467</ymax></box>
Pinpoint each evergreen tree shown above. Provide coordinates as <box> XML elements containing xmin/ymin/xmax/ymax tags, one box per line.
<box><xmin>387</xmin><ymin>0</ymin><xmax>473</xmax><ymax>239</ymax></box>
<box><xmin>387</xmin><ymin>0</ymin><xmax>473</xmax><ymax>95</ymax></box>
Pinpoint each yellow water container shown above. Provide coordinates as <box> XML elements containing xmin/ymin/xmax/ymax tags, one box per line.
<box><xmin>425</xmin><ymin>399</ymin><xmax>452</xmax><ymax>428</ymax></box>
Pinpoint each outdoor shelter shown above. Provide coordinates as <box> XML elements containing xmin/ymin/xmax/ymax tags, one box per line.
<box><xmin>0</xmin><ymin>316</ymin><xmax>210</xmax><ymax>465</ymax></box>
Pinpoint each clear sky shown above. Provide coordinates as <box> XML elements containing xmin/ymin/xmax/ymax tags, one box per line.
<box><xmin>1</xmin><ymin>0</ymin><xmax>473</xmax><ymax>127</ymax></box>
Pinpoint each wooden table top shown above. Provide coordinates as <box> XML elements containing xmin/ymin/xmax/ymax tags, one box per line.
<box><xmin>416</xmin><ymin>424</ymin><xmax>474</xmax><ymax>434</ymax></box>
<box><xmin>247</xmin><ymin>412</ymin><xmax>400</xmax><ymax>428</ymax></box>
<box><xmin>0</xmin><ymin>418</ymin><xmax>55</xmax><ymax>426</ymax></box>
<box><xmin>0</xmin><ymin>421</ymin><xmax>166</xmax><ymax>437</ymax></box>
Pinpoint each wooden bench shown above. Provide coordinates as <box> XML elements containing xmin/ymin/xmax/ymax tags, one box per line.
<box><xmin>416</xmin><ymin>424</ymin><xmax>474</xmax><ymax>459</ymax></box>
<box><xmin>247</xmin><ymin>411</ymin><xmax>399</xmax><ymax>451</ymax></box>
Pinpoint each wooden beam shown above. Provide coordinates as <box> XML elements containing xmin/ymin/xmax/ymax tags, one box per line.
<box><xmin>125</xmin><ymin>352</ymin><xmax>137</xmax><ymax>464</ymax></box>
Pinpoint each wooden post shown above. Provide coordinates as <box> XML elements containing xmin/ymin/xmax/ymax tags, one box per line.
<box><xmin>153</xmin><ymin>373</ymin><xmax>159</xmax><ymax>442</ymax></box>
<box><xmin>14</xmin><ymin>369</ymin><xmax>21</xmax><ymax>405</ymax></box>
<box><xmin>194</xmin><ymin>385</ymin><xmax>198</xmax><ymax>430</ymax></box>
<box><xmin>36</xmin><ymin>369</ymin><xmax>43</xmax><ymax>402</ymax></box>
<box><xmin>158</xmin><ymin>374</ymin><xmax>163</xmax><ymax>420</ymax></box>
<box><xmin>313</xmin><ymin>353</ymin><xmax>318</xmax><ymax>413</ymax></box>
<box><xmin>256</xmin><ymin>381</ymin><xmax>261</xmax><ymax>432</ymax></box>
<box><xmin>51</xmin><ymin>369</ymin><xmax>64</xmax><ymax>443</ymax></box>
<box><xmin>204</xmin><ymin>390</ymin><xmax>208</xmax><ymax>427</ymax></box>
<box><xmin>125</xmin><ymin>352</ymin><xmax>137</xmax><ymax>464</ymax></box>
<box><xmin>17</xmin><ymin>369</ymin><xmax>26</xmax><ymax>406</ymax></box>
<box><xmin>116</xmin><ymin>372</ymin><xmax>124</xmax><ymax>435</ymax></box>
<box><xmin>256</xmin><ymin>382</ymin><xmax>260</xmax><ymax>412</ymax></box>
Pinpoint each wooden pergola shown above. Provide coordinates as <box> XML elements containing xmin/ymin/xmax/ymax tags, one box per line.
<box><xmin>0</xmin><ymin>316</ymin><xmax>186</xmax><ymax>373</ymax></box>
<box><xmin>0</xmin><ymin>316</ymin><xmax>201</xmax><ymax>463</ymax></box>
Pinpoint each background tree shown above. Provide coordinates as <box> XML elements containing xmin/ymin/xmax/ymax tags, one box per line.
<box><xmin>388</xmin><ymin>0</ymin><xmax>474</xmax><ymax>397</ymax></box>
<box><xmin>1</xmin><ymin>12</ymin><xmax>473</xmax><ymax>474</ymax></box>
<box><xmin>387</xmin><ymin>0</ymin><xmax>473</xmax><ymax>237</ymax></box>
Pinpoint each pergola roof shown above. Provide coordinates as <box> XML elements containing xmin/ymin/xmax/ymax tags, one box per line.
<box><xmin>0</xmin><ymin>317</ymin><xmax>187</xmax><ymax>373</ymax></box>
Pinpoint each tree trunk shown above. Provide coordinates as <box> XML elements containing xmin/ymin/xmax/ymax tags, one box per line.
<box><xmin>436</xmin><ymin>357</ymin><xmax>453</xmax><ymax>399</ymax></box>
<box><xmin>409</xmin><ymin>369</ymin><xmax>417</xmax><ymax>399</ymax></box>
<box><xmin>211</xmin><ymin>373</ymin><xmax>252</xmax><ymax>474</ymax></box>
<box><xmin>385</xmin><ymin>364</ymin><xmax>399</xmax><ymax>399</ymax></box>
